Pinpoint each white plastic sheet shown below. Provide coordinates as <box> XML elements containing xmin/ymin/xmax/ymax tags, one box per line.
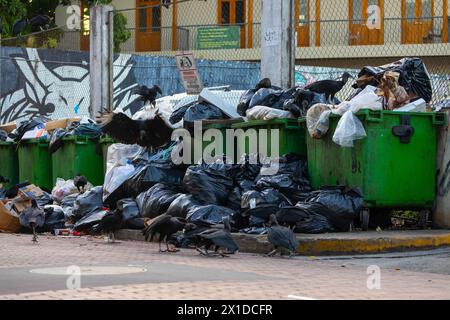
<box><xmin>246</xmin><ymin>106</ymin><xmax>294</xmax><ymax>120</ymax></box>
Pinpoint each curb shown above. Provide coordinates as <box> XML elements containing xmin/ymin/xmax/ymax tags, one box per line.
<box><xmin>115</xmin><ymin>229</ymin><xmax>450</xmax><ymax>256</ymax></box>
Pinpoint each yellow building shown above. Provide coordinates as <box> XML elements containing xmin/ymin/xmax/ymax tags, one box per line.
<box><xmin>55</xmin><ymin>0</ymin><xmax>449</xmax><ymax>69</ymax></box>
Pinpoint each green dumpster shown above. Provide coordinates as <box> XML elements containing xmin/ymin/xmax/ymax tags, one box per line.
<box><xmin>52</xmin><ymin>136</ymin><xmax>104</xmax><ymax>186</ymax></box>
<box><xmin>0</xmin><ymin>141</ymin><xmax>19</xmax><ymax>188</ymax></box>
<box><xmin>18</xmin><ymin>138</ymin><xmax>53</xmax><ymax>190</ymax></box>
<box><xmin>305</xmin><ymin>110</ymin><xmax>446</xmax><ymax>212</ymax></box>
<box><xmin>231</xmin><ymin>118</ymin><xmax>307</xmax><ymax>158</ymax></box>
<box><xmin>100</xmin><ymin>136</ymin><xmax>116</xmax><ymax>174</ymax></box>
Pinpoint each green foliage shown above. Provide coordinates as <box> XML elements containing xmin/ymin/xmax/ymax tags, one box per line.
<box><xmin>0</xmin><ymin>0</ymin><xmax>27</xmax><ymax>37</ymax></box>
<box><xmin>113</xmin><ymin>12</ymin><xmax>131</xmax><ymax>53</ymax></box>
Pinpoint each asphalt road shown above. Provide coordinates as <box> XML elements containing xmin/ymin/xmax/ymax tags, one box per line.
<box><xmin>1</xmin><ymin>233</ymin><xmax>449</xmax><ymax>299</ymax></box>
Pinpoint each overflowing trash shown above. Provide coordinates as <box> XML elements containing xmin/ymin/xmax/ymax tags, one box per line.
<box><xmin>0</xmin><ymin>57</ymin><xmax>443</xmax><ymax>250</ymax></box>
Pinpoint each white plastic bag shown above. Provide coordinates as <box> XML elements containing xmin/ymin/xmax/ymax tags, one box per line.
<box><xmin>306</xmin><ymin>104</ymin><xmax>332</xmax><ymax>138</ymax></box>
<box><xmin>51</xmin><ymin>178</ymin><xmax>91</xmax><ymax>203</ymax></box>
<box><xmin>332</xmin><ymin>110</ymin><xmax>367</xmax><ymax>147</ymax></box>
<box><xmin>103</xmin><ymin>164</ymin><xmax>135</xmax><ymax>202</ymax></box>
<box><xmin>105</xmin><ymin>143</ymin><xmax>141</xmax><ymax>177</ymax></box>
<box><xmin>246</xmin><ymin>106</ymin><xmax>294</xmax><ymax>120</ymax></box>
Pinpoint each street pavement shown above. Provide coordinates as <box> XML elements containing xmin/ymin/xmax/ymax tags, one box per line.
<box><xmin>1</xmin><ymin>233</ymin><xmax>450</xmax><ymax>300</ymax></box>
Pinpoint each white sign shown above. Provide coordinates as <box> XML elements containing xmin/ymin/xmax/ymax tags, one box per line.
<box><xmin>175</xmin><ymin>52</ymin><xmax>203</xmax><ymax>95</ymax></box>
<box><xmin>263</xmin><ymin>27</ymin><xmax>280</xmax><ymax>47</ymax></box>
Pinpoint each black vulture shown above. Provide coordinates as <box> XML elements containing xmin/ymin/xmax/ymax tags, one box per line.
<box><xmin>133</xmin><ymin>85</ymin><xmax>162</xmax><ymax>107</ymax></box>
<box><xmin>266</xmin><ymin>214</ymin><xmax>299</xmax><ymax>257</ymax></box>
<box><xmin>28</xmin><ymin>15</ymin><xmax>51</xmax><ymax>31</ymax></box>
<box><xmin>94</xmin><ymin>210</ymin><xmax>123</xmax><ymax>243</ymax></box>
<box><xmin>255</xmin><ymin>78</ymin><xmax>272</xmax><ymax>90</ymax></box>
<box><xmin>195</xmin><ymin>217</ymin><xmax>239</xmax><ymax>257</ymax></box>
<box><xmin>305</xmin><ymin>72</ymin><xmax>353</xmax><ymax>104</ymax></box>
<box><xmin>5</xmin><ymin>185</ymin><xmax>20</xmax><ymax>199</ymax></box>
<box><xmin>12</xmin><ymin>18</ymin><xmax>27</xmax><ymax>37</ymax></box>
<box><xmin>74</xmin><ymin>174</ymin><xmax>88</xmax><ymax>194</ymax></box>
<box><xmin>19</xmin><ymin>199</ymin><xmax>45</xmax><ymax>243</ymax></box>
<box><xmin>142</xmin><ymin>214</ymin><xmax>186</xmax><ymax>253</ymax></box>
<box><xmin>98</xmin><ymin>111</ymin><xmax>173</xmax><ymax>148</ymax></box>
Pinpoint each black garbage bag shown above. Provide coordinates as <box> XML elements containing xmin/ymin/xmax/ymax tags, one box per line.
<box><xmin>304</xmin><ymin>186</ymin><xmax>364</xmax><ymax>232</ymax></box>
<box><xmin>227</xmin><ymin>179</ymin><xmax>254</xmax><ymax>211</ymax></box>
<box><xmin>61</xmin><ymin>193</ymin><xmax>77</xmax><ymax>208</ymax></box>
<box><xmin>48</xmin><ymin>128</ymin><xmax>69</xmax><ymax>154</ymax></box>
<box><xmin>237</xmin><ymin>89</ymin><xmax>257</xmax><ymax>116</ymax></box>
<box><xmin>355</xmin><ymin>57</ymin><xmax>432</xmax><ymax>103</ymax></box>
<box><xmin>34</xmin><ymin>191</ymin><xmax>54</xmax><ymax>207</ymax></box>
<box><xmin>166</xmin><ymin>194</ymin><xmax>201</xmax><ymax>218</ymax></box>
<box><xmin>10</xmin><ymin>117</ymin><xmax>47</xmax><ymax>142</ymax></box>
<box><xmin>73</xmin><ymin>123</ymin><xmax>102</xmax><ymax>138</ymax></box>
<box><xmin>116</xmin><ymin>198</ymin><xmax>140</xmax><ymax>221</ymax></box>
<box><xmin>270</xmin><ymin>88</ymin><xmax>297</xmax><ymax>110</ymax></box>
<box><xmin>182</xmin><ymin>163</ymin><xmax>235</xmax><ymax>205</ymax></box>
<box><xmin>73</xmin><ymin>209</ymin><xmax>108</xmax><ymax>231</ymax></box>
<box><xmin>241</xmin><ymin>188</ymin><xmax>291</xmax><ymax>209</ymax></box>
<box><xmin>0</xmin><ymin>130</ymin><xmax>8</xmax><ymax>142</ymax></box>
<box><xmin>125</xmin><ymin>217</ymin><xmax>146</xmax><ymax>230</ymax></box>
<box><xmin>276</xmin><ymin>205</ymin><xmax>336</xmax><ymax>234</ymax></box>
<box><xmin>241</xmin><ymin>204</ymin><xmax>280</xmax><ymax>226</ymax></box>
<box><xmin>126</xmin><ymin>149</ymin><xmax>187</xmax><ymax>196</ymax></box>
<box><xmin>72</xmin><ymin>186</ymin><xmax>104</xmax><ymax>222</ymax></box>
<box><xmin>0</xmin><ymin>188</ymin><xmax>6</xmax><ymax>200</ymax></box>
<box><xmin>169</xmin><ymin>102</ymin><xmax>194</xmax><ymax>124</ymax></box>
<box><xmin>42</xmin><ymin>205</ymin><xmax>67</xmax><ymax>232</ymax></box>
<box><xmin>183</xmin><ymin>102</ymin><xmax>228</xmax><ymax>124</ymax></box>
<box><xmin>249</xmin><ymin>88</ymin><xmax>285</xmax><ymax>109</ymax></box>
<box><xmin>186</xmin><ymin>205</ymin><xmax>235</xmax><ymax>225</ymax></box>
<box><xmin>283</xmin><ymin>99</ymin><xmax>303</xmax><ymax>117</ymax></box>
<box><xmin>136</xmin><ymin>183</ymin><xmax>181</xmax><ymax>218</ymax></box>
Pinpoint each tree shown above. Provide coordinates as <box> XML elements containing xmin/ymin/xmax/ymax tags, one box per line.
<box><xmin>0</xmin><ymin>0</ymin><xmax>27</xmax><ymax>37</ymax></box>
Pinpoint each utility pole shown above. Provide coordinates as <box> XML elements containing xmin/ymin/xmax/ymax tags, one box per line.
<box><xmin>260</xmin><ymin>0</ymin><xmax>295</xmax><ymax>89</ymax></box>
<box><xmin>89</xmin><ymin>4</ymin><xmax>114</xmax><ymax>118</ymax></box>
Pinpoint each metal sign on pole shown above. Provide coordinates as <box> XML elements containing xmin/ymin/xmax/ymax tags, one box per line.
<box><xmin>175</xmin><ymin>51</ymin><xmax>203</xmax><ymax>95</ymax></box>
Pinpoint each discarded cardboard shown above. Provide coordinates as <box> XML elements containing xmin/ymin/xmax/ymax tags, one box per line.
<box><xmin>198</xmin><ymin>89</ymin><xmax>241</xmax><ymax>119</ymax></box>
<box><xmin>19</xmin><ymin>184</ymin><xmax>44</xmax><ymax>200</ymax></box>
<box><xmin>45</xmin><ymin>118</ymin><xmax>81</xmax><ymax>132</ymax></box>
<box><xmin>12</xmin><ymin>198</ymin><xmax>32</xmax><ymax>214</ymax></box>
<box><xmin>0</xmin><ymin>201</ymin><xmax>21</xmax><ymax>233</ymax></box>
<box><xmin>0</xmin><ymin>122</ymin><xmax>17</xmax><ymax>134</ymax></box>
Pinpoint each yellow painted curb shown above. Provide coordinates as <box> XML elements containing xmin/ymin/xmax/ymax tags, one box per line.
<box><xmin>296</xmin><ymin>233</ymin><xmax>450</xmax><ymax>255</ymax></box>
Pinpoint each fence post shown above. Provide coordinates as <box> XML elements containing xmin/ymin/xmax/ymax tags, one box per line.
<box><xmin>261</xmin><ymin>0</ymin><xmax>295</xmax><ymax>88</ymax></box>
<box><xmin>89</xmin><ymin>4</ymin><xmax>114</xmax><ymax>118</ymax></box>
<box><xmin>434</xmin><ymin>109</ymin><xmax>450</xmax><ymax>228</ymax></box>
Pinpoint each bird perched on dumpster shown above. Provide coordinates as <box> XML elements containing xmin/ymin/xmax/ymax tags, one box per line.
<box><xmin>143</xmin><ymin>214</ymin><xmax>186</xmax><ymax>253</ymax></box>
<box><xmin>266</xmin><ymin>214</ymin><xmax>299</xmax><ymax>258</ymax></box>
<box><xmin>94</xmin><ymin>210</ymin><xmax>123</xmax><ymax>243</ymax></box>
<box><xmin>194</xmin><ymin>217</ymin><xmax>239</xmax><ymax>257</ymax></box>
<box><xmin>305</xmin><ymin>72</ymin><xmax>353</xmax><ymax>104</ymax></box>
<box><xmin>98</xmin><ymin>109</ymin><xmax>173</xmax><ymax>148</ymax></box>
<box><xmin>28</xmin><ymin>15</ymin><xmax>52</xmax><ymax>31</ymax></box>
<box><xmin>19</xmin><ymin>199</ymin><xmax>45</xmax><ymax>243</ymax></box>
<box><xmin>12</xmin><ymin>18</ymin><xmax>27</xmax><ymax>37</ymax></box>
<box><xmin>74</xmin><ymin>174</ymin><xmax>88</xmax><ymax>194</ymax></box>
<box><xmin>133</xmin><ymin>85</ymin><xmax>163</xmax><ymax>107</ymax></box>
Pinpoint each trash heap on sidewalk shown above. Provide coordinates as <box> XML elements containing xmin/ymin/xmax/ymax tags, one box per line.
<box><xmin>0</xmin><ymin>57</ymin><xmax>443</xmax><ymax>239</ymax></box>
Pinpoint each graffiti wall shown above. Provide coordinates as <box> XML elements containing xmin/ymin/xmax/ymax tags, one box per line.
<box><xmin>0</xmin><ymin>47</ymin><xmax>260</xmax><ymax>124</ymax></box>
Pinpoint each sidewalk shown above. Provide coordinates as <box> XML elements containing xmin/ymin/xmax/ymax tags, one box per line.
<box><xmin>116</xmin><ymin>229</ymin><xmax>450</xmax><ymax>255</ymax></box>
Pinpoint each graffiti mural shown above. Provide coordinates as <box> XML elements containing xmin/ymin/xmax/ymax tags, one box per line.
<box><xmin>0</xmin><ymin>46</ymin><xmax>261</xmax><ymax>125</ymax></box>
<box><xmin>0</xmin><ymin>47</ymin><xmax>142</xmax><ymax>124</ymax></box>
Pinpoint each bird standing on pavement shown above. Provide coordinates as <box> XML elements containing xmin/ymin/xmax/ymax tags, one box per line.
<box><xmin>194</xmin><ymin>217</ymin><xmax>239</xmax><ymax>257</ymax></box>
<box><xmin>266</xmin><ymin>214</ymin><xmax>299</xmax><ymax>257</ymax></box>
<box><xmin>143</xmin><ymin>214</ymin><xmax>186</xmax><ymax>253</ymax></box>
<box><xmin>74</xmin><ymin>174</ymin><xmax>88</xmax><ymax>194</ymax></box>
<box><xmin>133</xmin><ymin>85</ymin><xmax>163</xmax><ymax>107</ymax></box>
<box><xmin>12</xmin><ymin>18</ymin><xmax>27</xmax><ymax>37</ymax></box>
<box><xmin>19</xmin><ymin>199</ymin><xmax>45</xmax><ymax>243</ymax></box>
<box><xmin>94</xmin><ymin>210</ymin><xmax>123</xmax><ymax>243</ymax></box>
<box><xmin>305</xmin><ymin>72</ymin><xmax>353</xmax><ymax>104</ymax></box>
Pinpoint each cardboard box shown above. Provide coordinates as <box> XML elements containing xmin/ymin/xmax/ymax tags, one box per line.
<box><xmin>0</xmin><ymin>122</ymin><xmax>17</xmax><ymax>134</ymax></box>
<box><xmin>0</xmin><ymin>201</ymin><xmax>21</xmax><ymax>233</ymax></box>
<box><xmin>12</xmin><ymin>198</ymin><xmax>32</xmax><ymax>214</ymax></box>
<box><xmin>18</xmin><ymin>184</ymin><xmax>44</xmax><ymax>199</ymax></box>
<box><xmin>45</xmin><ymin>117</ymin><xmax>81</xmax><ymax>132</ymax></box>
